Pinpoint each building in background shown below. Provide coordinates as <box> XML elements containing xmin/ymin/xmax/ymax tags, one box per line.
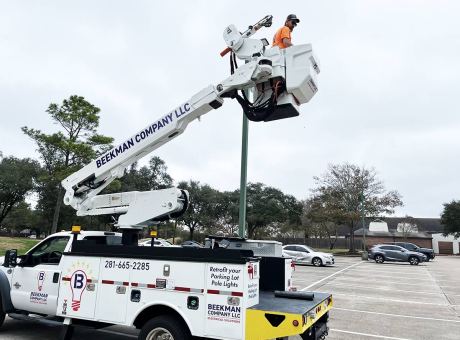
<box><xmin>352</xmin><ymin>218</ymin><xmax>441</xmax><ymax>250</ymax></box>
<box><xmin>432</xmin><ymin>233</ymin><xmax>460</xmax><ymax>255</ymax></box>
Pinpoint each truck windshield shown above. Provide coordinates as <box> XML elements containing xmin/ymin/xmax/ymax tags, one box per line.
<box><xmin>29</xmin><ymin>236</ymin><xmax>70</xmax><ymax>256</ymax></box>
<box><xmin>26</xmin><ymin>236</ymin><xmax>70</xmax><ymax>265</ymax></box>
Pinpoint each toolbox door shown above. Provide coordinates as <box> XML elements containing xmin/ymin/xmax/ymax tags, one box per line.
<box><xmin>57</xmin><ymin>256</ymin><xmax>101</xmax><ymax>319</ymax></box>
<box><xmin>205</xmin><ymin>263</ymin><xmax>245</xmax><ymax>339</ymax></box>
<box><xmin>94</xmin><ymin>258</ymin><xmax>130</xmax><ymax>323</ymax></box>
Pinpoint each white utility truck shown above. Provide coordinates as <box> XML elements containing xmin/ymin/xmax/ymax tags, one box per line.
<box><xmin>0</xmin><ymin>16</ymin><xmax>332</xmax><ymax>340</ymax></box>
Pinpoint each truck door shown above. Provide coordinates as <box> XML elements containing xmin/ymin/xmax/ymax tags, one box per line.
<box><xmin>10</xmin><ymin>236</ymin><xmax>70</xmax><ymax>315</ymax></box>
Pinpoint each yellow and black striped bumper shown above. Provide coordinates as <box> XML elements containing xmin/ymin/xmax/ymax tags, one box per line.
<box><xmin>245</xmin><ymin>293</ymin><xmax>333</xmax><ymax>340</ymax></box>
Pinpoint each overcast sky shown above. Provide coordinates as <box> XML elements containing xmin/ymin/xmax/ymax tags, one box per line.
<box><xmin>1</xmin><ymin>1</ymin><xmax>459</xmax><ymax>218</ymax></box>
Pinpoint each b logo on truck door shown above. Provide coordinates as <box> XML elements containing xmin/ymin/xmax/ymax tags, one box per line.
<box><xmin>70</xmin><ymin>270</ymin><xmax>87</xmax><ymax>311</ymax></box>
<box><xmin>37</xmin><ymin>271</ymin><xmax>46</xmax><ymax>291</ymax></box>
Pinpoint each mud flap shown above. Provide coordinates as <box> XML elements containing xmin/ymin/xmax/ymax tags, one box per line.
<box><xmin>59</xmin><ymin>318</ymin><xmax>74</xmax><ymax>340</ymax></box>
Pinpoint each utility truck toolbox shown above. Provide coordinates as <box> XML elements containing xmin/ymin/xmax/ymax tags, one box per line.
<box><xmin>55</xmin><ymin>241</ymin><xmax>332</xmax><ymax>339</ymax></box>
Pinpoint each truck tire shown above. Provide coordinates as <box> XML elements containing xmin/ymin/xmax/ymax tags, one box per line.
<box><xmin>138</xmin><ymin>315</ymin><xmax>191</xmax><ymax>340</ymax></box>
<box><xmin>0</xmin><ymin>295</ymin><xmax>5</xmax><ymax>328</ymax></box>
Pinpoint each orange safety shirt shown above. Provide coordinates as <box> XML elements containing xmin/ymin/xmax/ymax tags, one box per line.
<box><xmin>272</xmin><ymin>26</ymin><xmax>291</xmax><ymax>49</ymax></box>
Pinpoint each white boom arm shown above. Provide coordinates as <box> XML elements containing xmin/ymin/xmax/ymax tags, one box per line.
<box><xmin>62</xmin><ymin>16</ymin><xmax>320</xmax><ymax>229</ymax></box>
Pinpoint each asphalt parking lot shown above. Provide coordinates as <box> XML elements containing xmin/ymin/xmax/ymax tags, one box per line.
<box><xmin>292</xmin><ymin>256</ymin><xmax>460</xmax><ymax>340</ymax></box>
<box><xmin>1</xmin><ymin>256</ymin><xmax>459</xmax><ymax>340</ymax></box>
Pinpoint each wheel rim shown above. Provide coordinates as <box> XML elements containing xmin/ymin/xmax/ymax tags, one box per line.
<box><xmin>410</xmin><ymin>257</ymin><xmax>418</xmax><ymax>265</ymax></box>
<box><xmin>313</xmin><ymin>258</ymin><xmax>321</xmax><ymax>266</ymax></box>
<box><xmin>376</xmin><ymin>256</ymin><xmax>383</xmax><ymax>263</ymax></box>
<box><xmin>146</xmin><ymin>327</ymin><xmax>174</xmax><ymax>340</ymax></box>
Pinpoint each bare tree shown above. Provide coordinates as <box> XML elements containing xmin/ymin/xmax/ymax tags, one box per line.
<box><xmin>397</xmin><ymin>215</ymin><xmax>418</xmax><ymax>240</ymax></box>
<box><xmin>311</xmin><ymin>163</ymin><xmax>403</xmax><ymax>252</ymax></box>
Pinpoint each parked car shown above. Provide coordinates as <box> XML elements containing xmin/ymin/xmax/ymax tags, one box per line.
<box><xmin>282</xmin><ymin>244</ymin><xmax>335</xmax><ymax>267</ymax></box>
<box><xmin>181</xmin><ymin>240</ymin><xmax>204</xmax><ymax>248</ymax></box>
<box><xmin>391</xmin><ymin>242</ymin><xmax>435</xmax><ymax>260</ymax></box>
<box><xmin>138</xmin><ymin>238</ymin><xmax>176</xmax><ymax>247</ymax></box>
<box><xmin>368</xmin><ymin>244</ymin><xmax>427</xmax><ymax>265</ymax></box>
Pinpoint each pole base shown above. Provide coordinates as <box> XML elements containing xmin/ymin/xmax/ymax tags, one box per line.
<box><xmin>361</xmin><ymin>252</ymin><xmax>369</xmax><ymax>260</ymax></box>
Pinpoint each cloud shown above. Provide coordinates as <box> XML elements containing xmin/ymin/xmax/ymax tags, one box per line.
<box><xmin>1</xmin><ymin>0</ymin><xmax>459</xmax><ymax>218</ymax></box>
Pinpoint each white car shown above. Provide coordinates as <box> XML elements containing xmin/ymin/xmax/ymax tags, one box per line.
<box><xmin>138</xmin><ymin>238</ymin><xmax>177</xmax><ymax>247</ymax></box>
<box><xmin>282</xmin><ymin>244</ymin><xmax>335</xmax><ymax>266</ymax></box>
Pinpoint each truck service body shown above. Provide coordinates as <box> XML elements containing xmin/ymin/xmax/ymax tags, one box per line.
<box><xmin>1</xmin><ymin>231</ymin><xmax>332</xmax><ymax>339</ymax></box>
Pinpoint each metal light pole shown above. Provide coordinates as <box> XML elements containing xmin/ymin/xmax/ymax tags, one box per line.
<box><xmin>361</xmin><ymin>191</ymin><xmax>368</xmax><ymax>260</ymax></box>
<box><xmin>238</xmin><ymin>114</ymin><xmax>249</xmax><ymax>238</ymax></box>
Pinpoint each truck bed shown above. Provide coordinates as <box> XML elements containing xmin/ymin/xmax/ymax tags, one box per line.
<box><xmin>245</xmin><ymin>291</ymin><xmax>332</xmax><ymax>340</ymax></box>
<box><xmin>250</xmin><ymin>291</ymin><xmax>331</xmax><ymax>314</ymax></box>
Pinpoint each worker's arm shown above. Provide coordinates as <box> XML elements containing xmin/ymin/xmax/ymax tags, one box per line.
<box><xmin>282</xmin><ymin>37</ymin><xmax>293</xmax><ymax>47</ymax></box>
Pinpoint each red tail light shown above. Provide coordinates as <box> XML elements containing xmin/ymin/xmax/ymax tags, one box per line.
<box><xmin>248</xmin><ymin>264</ymin><xmax>254</xmax><ymax>279</ymax></box>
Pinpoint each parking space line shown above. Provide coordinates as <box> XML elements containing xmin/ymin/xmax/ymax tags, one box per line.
<box><xmin>300</xmin><ymin>261</ymin><xmax>362</xmax><ymax>291</ymax></box>
<box><xmin>325</xmin><ymin>292</ymin><xmax>449</xmax><ymax>306</ymax></box>
<box><xmin>348</xmin><ymin>269</ymin><xmax>432</xmax><ymax>277</ymax></box>
<box><xmin>322</xmin><ymin>282</ymin><xmax>446</xmax><ymax>295</ymax></box>
<box><xmin>340</xmin><ymin>273</ymin><xmax>435</xmax><ymax>281</ymax></box>
<box><xmin>349</xmin><ymin>265</ymin><xmax>431</xmax><ymax>272</ymax></box>
<box><xmin>435</xmin><ymin>279</ymin><xmax>460</xmax><ymax>283</ymax></box>
<box><xmin>330</xmin><ymin>278</ymin><xmax>440</xmax><ymax>287</ymax></box>
<box><xmin>333</xmin><ymin>307</ymin><xmax>460</xmax><ymax>323</ymax></box>
<box><xmin>329</xmin><ymin>329</ymin><xmax>412</xmax><ymax>340</ymax></box>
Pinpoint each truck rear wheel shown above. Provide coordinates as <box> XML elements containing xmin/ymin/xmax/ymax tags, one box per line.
<box><xmin>138</xmin><ymin>315</ymin><xmax>191</xmax><ymax>340</ymax></box>
<box><xmin>0</xmin><ymin>295</ymin><xmax>5</xmax><ymax>328</ymax></box>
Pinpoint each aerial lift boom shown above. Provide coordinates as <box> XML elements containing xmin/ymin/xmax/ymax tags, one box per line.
<box><xmin>61</xmin><ymin>16</ymin><xmax>320</xmax><ymax>229</ymax></box>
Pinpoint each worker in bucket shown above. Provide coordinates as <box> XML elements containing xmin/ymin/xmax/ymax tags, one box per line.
<box><xmin>272</xmin><ymin>14</ymin><xmax>300</xmax><ymax>49</ymax></box>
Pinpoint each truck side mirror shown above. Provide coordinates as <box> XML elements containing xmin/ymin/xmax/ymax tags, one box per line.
<box><xmin>3</xmin><ymin>249</ymin><xmax>18</xmax><ymax>268</ymax></box>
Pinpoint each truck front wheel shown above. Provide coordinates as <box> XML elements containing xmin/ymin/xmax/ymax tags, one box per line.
<box><xmin>138</xmin><ymin>315</ymin><xmax>191</xmax><ymax>340</ymax></box>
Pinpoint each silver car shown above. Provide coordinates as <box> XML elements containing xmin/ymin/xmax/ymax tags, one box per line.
<box><xmin>283</xmin><ymin>244</ymin><xmax>335</xmax><ymax>267</ymax></box>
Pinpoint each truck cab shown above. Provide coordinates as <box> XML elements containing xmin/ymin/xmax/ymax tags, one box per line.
<box><xmin>0</xmin><ymin>231</ymin><xmax>121</xmax><ymax>317</ymax></box>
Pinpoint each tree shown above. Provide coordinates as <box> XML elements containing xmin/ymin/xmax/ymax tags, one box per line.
<box><xmin>297</xmin><ymin>199</ymin><xmax>321</xmax><ymax>239</ymax></box>
<box><xmin>22</xmin><ymin>95</ymin><xmax>113</xmax><ymax>233</ymax></box>
<box><xmin>397</xmin><ymin>215</ymin><xmax>418</xmax><ymax>240</ymax></box>
<box><xmin>212</xmin><ymin>190</ymin><xmax>239</xmax><ymax>236</ymax></box>
<box><xmin>303</xmin><ymin>197</ymin><xmax>340</xmax><ymax>249</ymax></box>
<box><xmin>0</xmin><ymin>156</ymin><xmax>40</xmax><ymax>225</ymax></box>
<box><xmin>176</xmin><ymin>180</ymin><xmax>220</xmax><ymax>240</ymax></box>
<box><xmin>245</xmin><ymin>183</ymin><xmax>301</xmax><ymax>239</ymax></box>
<box><xmin>441</xmin><ymin>200</ymin><xmax>460</xmax><ymax>238</ymax></box>
<box><xmin>2</xmin><ymin>201</ymin><xmax>41</xmax><ymax>235</ymax></box>
<box><xmin>110</xmin><ymin>156</ymin><xmax>173</xmax><ymax>193</ymax></box>
<box><xmin>311</xmin><ymin>163</ymin><xmax>403</xmax><ymax>252</ymax></box>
